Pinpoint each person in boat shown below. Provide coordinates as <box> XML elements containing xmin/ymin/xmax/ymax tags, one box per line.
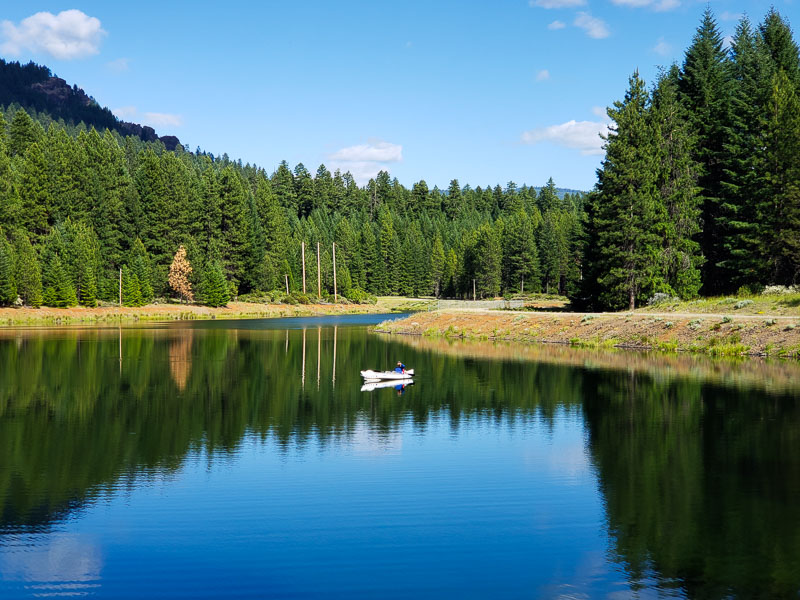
<box><xmin>394</xmin><ymin>361</ymin><xmax>406</xmax><ymax>374</ymax></box>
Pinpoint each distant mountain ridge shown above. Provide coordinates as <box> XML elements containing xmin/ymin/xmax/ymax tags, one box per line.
<box><xmin>0</xmin><ymin>58</ymin><xmax>181</xmax><ymax>150</ymax></box>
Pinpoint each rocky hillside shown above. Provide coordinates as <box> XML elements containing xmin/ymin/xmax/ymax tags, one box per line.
<box><xmin>0</xmin><ymin>58</ymin><xmax>180</xmax><ymax>150</ymax></box>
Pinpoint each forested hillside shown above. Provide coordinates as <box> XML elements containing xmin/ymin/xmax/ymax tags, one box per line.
<box><xmin>0</xmin><ymin>8</ymin><xmax>798</xmax><ymax>310</ymax></box>
<box><xmin>0</xmin><ymin>103</ymin><xmax>583</xmax><ymax>308</ymax></box>
<box><xmin>0</xmin><ymin>59</ymin><xmax>180</xmax><ymax>150</ymax></box>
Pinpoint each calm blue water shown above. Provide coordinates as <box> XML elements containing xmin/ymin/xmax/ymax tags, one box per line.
<box><xmin>1</xmin><ymin>314</ymin><xmax>798</xmax><ymax>598</ymax></box>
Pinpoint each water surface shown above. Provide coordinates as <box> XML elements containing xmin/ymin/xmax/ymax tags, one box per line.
<box><xmin>1</xmin><ymin>314</ymin><xmax>799</xmax><ymax>598</ymax></box>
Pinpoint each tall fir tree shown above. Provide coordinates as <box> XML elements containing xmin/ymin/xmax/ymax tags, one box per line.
<box><xmin>678</xmin><ymin>8</ymin><xmax>733</xmax><ymax>293</ymax></box>
<box><xmin>651</xmin><ymin>68</ymin><xmax>703</xmax><ymax>298</ymax></box>
<box><xmin>589</xmin><ymin>72</ymin><xmax>666</xmax><ymax>310</ymax></box>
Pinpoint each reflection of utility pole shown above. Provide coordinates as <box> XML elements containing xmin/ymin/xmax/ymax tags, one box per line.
<box><xmin>302</xmin><ymin>328</ymin><xmax>306</xmax><ymax>389</ymax></box>
<box><xmin>317</xmin><ymin>327</ymin><xmax>321</xmax><ymax>390</ymax></box>
<box><xmin>285</xmin><ymin>329</ymin><xmax>288</xmax><ymax>354</ymax></box>
<box><xmin>332</xmin><ymin>325</ymin><xmax>337</xmax><ymax>388</ymax></box>
<box><xmin>316</xmin><ymin>242</ymin><xmax>322</xmax><ymax>299</ymax></box>
<box><xmin>301</xmin><ymin>241</ymin><xmax>306</xmax><ymax>294</ymax></box>
<box><xmin>118</xmin><ymin>325</ymin><xmax>122</xmax><ymax>374</ymax></box>
<box><xmin>332</xmin><ymin>242</ymin><xmax>337</xmax><ymax>303</ymax></box>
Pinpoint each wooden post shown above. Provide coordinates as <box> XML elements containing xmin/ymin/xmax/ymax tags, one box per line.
<box><xmin>332</xmin><ymin>242</ymin><xmax>337</xmax><ymax>303</ymax></box>
<box><xmin>332</xmin><ymin>325</ymin><xmax>337</xmax><ymax>387</ymax></box>
<box><xmin>316</xmin><ymin>242</ymin><xmax>321</xmax><ymax>299</ymax></box>
<box><xmin>301</xmin><ymin>242</ymin><xmax>306</xmax><ymax>294</ymax></box>
<box><xmin>284</xmin><ymin>274</ymin><xmax>289</xmax><ymax>294</ymax></box>
<box><xmin>119</xmin><ymin>268</ymin><xmax>122</xmax><ymax>306</ymax></box>
<box><xmin>473</xmin><ymin>278</ymin><xmax>476</xmax><ymax>301</ymax></box>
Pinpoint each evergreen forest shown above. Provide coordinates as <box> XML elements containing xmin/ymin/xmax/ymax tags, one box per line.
<box><xmin>0</xmin><ymin>7</ymin><xmax>798</xmax><ymax>310</ymax></box>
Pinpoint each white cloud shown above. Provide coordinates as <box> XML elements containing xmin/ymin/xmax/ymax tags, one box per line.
<box><xmin>547</xmin><ymin>20</ymin><xmax>566</xmax><ymax>30</ymax></box>
<box><xmin>143</xmin><ymin>112</ymin><xmax>183</xmax><ymax>127</ymax></box>
<box><xmin>574</xmin><ymin>12</ymin><xmax>610</xmax><ymax>39</ymax></box>
<box><xmin>329</xmin><ymin>140</ymin><xmax>403</xmax><ymax>184</ymax></box>
<box><xmin>530</xmin><ymin>0</ymin><xmax>586</xmax><ymax>7</ymax></box>
<box><xmin>0</xmin><ymin>10</ymin><xmax>105</xmax><ymax>60</ymax></box>
<box><xmin>611</xmin><ymin>0</ymin><xmax>680</xmax><ymax>11</ymax></box>
<box><xmin>652</xmin><ymin>37</ymin><xmax>672</xmax><ymax>56</ymax></box>
<box><xmin>522</xmin><ymin>119</ymin><xmax>610</xmax><ymax>155</ymax></box>
<box><xmin>112</xmin><ymin>106</ymin><xmax>138</xmax><ymax>119</ymax></box>
<box><xmin>536</xmin><ymin>69</ymin><xmax>551</xmax><ymax>81</ymax></box>
<box><xmin>112</xmin><ymin>106</ymin><xmax>183</xmax><ymax>128</ymax></box>
<box><xmin>591</xmin><ymin>105</ymin><xmax>607</xmax><ymax>118</ymax></box>
<box><xmin>106</xmin><ymin>57</ymin><xmax>129</xmax><ymax>73</ymax></box>
<box><xmin>330</xmin><ymin>140</ymin><xmax>402</xmax><ymax>163</ymax></box>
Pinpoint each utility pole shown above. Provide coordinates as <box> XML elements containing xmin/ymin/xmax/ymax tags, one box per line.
<box><xmin>332</xmin><ymin>242</ymin><xmax>337</xmax><ymax>303</ymax></box>
<box><xmin>301</xmin><ymin>241</ymin><xmax>306</xmax><ymax>294</ymax></box>
<box><xmin>473</xmin><ymin>278</ymin><xmax>476</xmax><ymax>302</ymax></box>
<box><xmin>119</xmin><ymin>268</ymin><xmax>122</xmax><ymax>306</ymax></box>
<box><xmin>284</xmin><ymin>274</ymin><xmax>289</xmax><ymax>294</ymax></box>
<box><xmin>521</xmin><ymin>276</ymin><xmax>524</xmax><ymax>294</ymax></box>
<box><xmin>316</xmin><ymin>242</ymin><xmax>321</xmax><ymax>299</ymax></box>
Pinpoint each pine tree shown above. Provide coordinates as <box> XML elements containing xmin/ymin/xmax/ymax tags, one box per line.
<box><xmin>0</xmin><ymin>235</ymin><xmax>16</xmax><ymax>305</ymax></box>
<box><xmin>651</xmin><ymin>68</ymin><xmax>703</xmax><ymax>298</ymax></box>
<box><xmin>8</xmin><ymin>108</ymin><xmax>43</xmax><ymax>157</ymax></box>
<box><xmin>121</xmin><ymin>265</ymin><xmax>143</xmax><ymax>306</ymax></box>
<box><xmin>51</xmin><ymin>256</ymin><xmax>78</xmax><ymax>307</ymax></box>
<box><xmin>760</xmin><ymin>69</ymin><xmax>800</xmax><ymax>283</ymax></box>
<box><xmin>202</xmin><ymin>262</ymin><xmax>230</xmax><ymax>307</ymax></box>
<box><xmin>537</xmin><ymin>178</ymin><xmax>560</xmax><ymax>213</ymax></box>
<box><xmin>129</xmin><ymin>238</ymin><xmax>154</xmax><ymax>304</ymax></box>
<box><xmin>12</xmin><ymin>232</ymin><xmax>42</xmax><ymax>307</ymax></box>
<box><xmin>472</xmin><ymin>222</ymin><xmax>502</xmax><ymax>298</ymax></box>
<box><xmin>760</xmin><ymin>9</ymin><xmax>800</xmax><ymax>85</ymax></box>
<box><xmin>718</xmin><ymin>17</ymin><xmax>769</xmax><ymax>290</ymax></box>
<box><xmin>16</xmin><ymin>142</ymin><xmax>53</xmax><ymax>241</ymax></box>
<box><xmin>430</xmin><ymin>233</ymin><xmax>446</xmax><ymax>297</ymax></box>
<box><xmin>679</xmin><ymin>8</ymin><xmax>733</xmax><ymax>293</ymax></box>
<box><xmin>591</xmin><ymin>72</ymin><xmax>666</xmax><ymax>310</ymax></box>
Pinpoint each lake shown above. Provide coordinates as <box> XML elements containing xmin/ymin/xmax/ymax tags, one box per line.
<box><xmin>1</xmin><ymin>314</ymin><xmax>799</xmax><ymax>599</ymax></box>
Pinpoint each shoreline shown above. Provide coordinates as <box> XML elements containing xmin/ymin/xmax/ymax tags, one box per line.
<box><xmin>375</xmin><ymin>310</ymin><xmax>800</xmax><ymax>358</ymax></box>
<box><xmin>0</xmin><ymin>301</ymin><xmax>395</xmax><ymax>328</ymax></box>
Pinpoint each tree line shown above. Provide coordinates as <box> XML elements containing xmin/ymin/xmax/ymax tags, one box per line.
<box><xmin>0</xmin><ymin>104</ymin><xmax>583</xmax><ymax>307</ymax></box>
<box><xmin>581</xmin><ymin>8</ymin><xmax>800</xmax><ymax>309</ymax></box>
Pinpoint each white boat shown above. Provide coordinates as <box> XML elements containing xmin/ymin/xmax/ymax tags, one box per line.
<box><xmin>361</xmin><ymin>379</ymin><xmax>415</xmax><ymax>392</ymax></box>
<box><xmin>360</xmin><ymin>369</ymin><xmax>414</xmax><ymax>380</ymax></box>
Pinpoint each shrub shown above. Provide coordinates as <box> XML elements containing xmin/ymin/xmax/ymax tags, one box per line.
<box><xmin>292</xmin><ymin>293</ymin><xmax>311</xmax><ymax>305</ymax></box>
<box><xmin>734</xmin><ymin>299</ymin><xmax>754</xmax><ymax>309</ymax></box>
<box><xmin>762</xmin><ymin>285</ymin><xmax>799</xmax><ymax>295</ymax></box>
<box><xmin>647</xmin><ymin>292</ymin><xmax>679</xmax><ymax>306</ymax></box>
<box><xmin>722</xmin><ymin>315</ymin><xmax>733</xmax><ymax>324</ymax></box>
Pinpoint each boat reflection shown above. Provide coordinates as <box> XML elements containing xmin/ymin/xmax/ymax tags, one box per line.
<box><xmin>360</xmin><ymin>379</ymin><xmax>415</xmax><ymax>393</ymax></box>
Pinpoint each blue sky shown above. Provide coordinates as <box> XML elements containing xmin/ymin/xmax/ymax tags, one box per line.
<box><xmin>1</xmin><ymin>1</ymin><xmax>798</xmax><ymax>190</ymax></box>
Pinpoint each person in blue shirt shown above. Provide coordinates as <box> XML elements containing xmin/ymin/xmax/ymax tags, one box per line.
<box><xmin>394</xmin><ymin>361</ymin><xmax>406</xmax><ymax>373</ymax></box>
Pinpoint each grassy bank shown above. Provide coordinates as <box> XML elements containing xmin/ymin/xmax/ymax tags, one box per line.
<box><xmin>375</xmin><ymin>309</ymin><xmax>800</xmax><ymax>358</ymax></box>
<box><xmin>0</xmin><ymin>297</ymin><xmax>419</xmax><ymax>327</ymax></box>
